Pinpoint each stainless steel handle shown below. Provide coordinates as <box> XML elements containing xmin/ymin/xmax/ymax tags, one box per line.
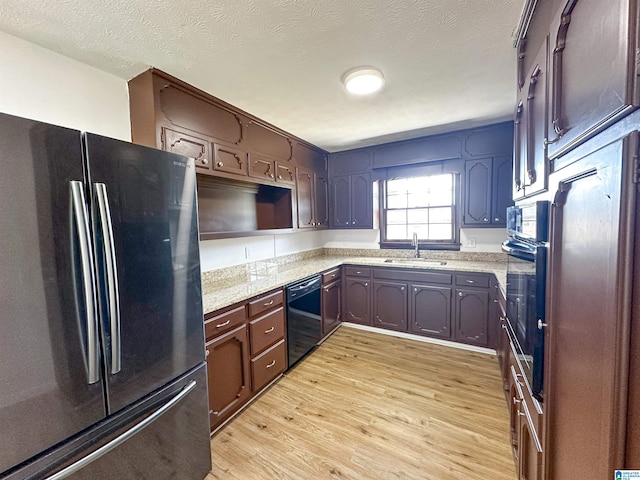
<box><xmin>95</xmin><ymin>183</ymin><xmax>121</xmax><ymax>375</ymax></box>
<box><xmin>264</xmin><ymin>300</ymin><xmax>274</xmax><ymax>307</ymax></box>
<box><xmin>205</xmin><ymin>349</ymin><xmax>210</xmax><ymax>358</ymax></box>
<box><xmin>45</xmin><ymin>380</ymin><xmax>197</xmax><ymax>480</ymax></box>
<box><xmin>216</xmin><ymin>319</ymin><xmax>231</xmax><ymax>328</ymax></box>
<box><xmin>70</xmin><ymin>181</ymin><xmax>100</xmax><ymax>385</ymax></box>
<box><xmin>537</xmin><ymin>319</ymin><xmax>548</xmax><ymax>330</ymax></box>
<box><xmin>266</xmin><ymin>360</ymin><xmax>276</xmax><ymax>369</ymax></box>
<box><xmin>517</xmin><ymin>410</ymin><xmax>526</xmax><ymax>417</ymax></box>
<box><xmin>515</xmin><ymin>373</ymin><xmax>525</xmax><ymax>387</ymax></box>
<box><xmin>264</xmin><ymin>326</ymin><xmax>275</xmax><ymax>334</ymax></box>
<box><xmin>466</xmin><ymin>280</ymin><xmax>475</xmax><ymax>284</ymax></box>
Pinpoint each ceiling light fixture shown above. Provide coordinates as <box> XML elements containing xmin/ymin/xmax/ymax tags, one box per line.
<box><xmin>342</xmin><ymin>67</ymin><xmax>385</xmax><ymax>95</ymax></box>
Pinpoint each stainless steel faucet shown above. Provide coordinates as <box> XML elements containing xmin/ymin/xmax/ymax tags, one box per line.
<box><xmin>412</xmin><ymin>232</ymin><xmax>419</xmax><ymax>258</ymax></box>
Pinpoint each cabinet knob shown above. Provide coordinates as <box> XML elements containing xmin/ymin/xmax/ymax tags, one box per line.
<box><xmin>400</xmin><ymin>286</ymin><xmax>405</xmax><ymax>291</ymax></box>
<box><xmin>352</xmin><ymin>221</ymin><xmax>356</xmax><ymax>224</ymax></box>
<box><xmin>217</xmin><ymin>161</ymin><xmax>224</xmax><ymax>167</ymax></box>
<box><xmin>205</xmin><ymin>349</ymin><xmax>210</xmax><ymax>358</ymax></box>
<box><xmin>201</xmin><ymin>158</ymin><xmax>209</xmax><ymax>165</ymax></box>
<box><xmin>494</xmin><ymin>217</ymin><xmax>500</xmax><ymax>222</ymax></box>
<box><xmin>537</xmin><ymin>319</ymin><xmax>548</xmax><ymax>330</ymax></box>
<box><xmin>414</xmin><ymin>288</ymin><xmax>418</xmax><ymax>292</ymax></box>
<box><xmin>483</xmin><ymin>217</ymin><xmax>488</xmax><ymax>222</ymax></box>
<box><xmin>270</xmin><ymin>173</ymin><xmax>275</xmax><ymax>178</ymax></box>
<box><xmin>364</xmin><ymin>282</ymin><xmax>368</xmax><ymax>287</ymax></box>
<box><xmin>458</xmin><ymin>292</ymin><xmax>464</xmax><ymax>297</ymax></box>
<box><xmin>278</xmin><ymin>175</ymin><xmax>283</xmax><ymax>179</ymax></box>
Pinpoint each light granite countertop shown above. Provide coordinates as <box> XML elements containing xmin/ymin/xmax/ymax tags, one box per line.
<box><xmin>202</xmin><ymin>255</ymin><xmax>507</xmax><ymax>315</ymax></box>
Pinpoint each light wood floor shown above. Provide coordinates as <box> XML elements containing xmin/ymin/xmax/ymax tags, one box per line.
<box><xmin>207</xmin><ymin>327</ymin><xmax>516</xmax><ymax>480</ymax></box>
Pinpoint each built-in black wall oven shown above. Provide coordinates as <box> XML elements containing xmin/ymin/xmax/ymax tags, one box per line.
<box><xmin>501</xmin><ymin>201</ymin><xmax>549</xmax><ymax>401</ymax></box>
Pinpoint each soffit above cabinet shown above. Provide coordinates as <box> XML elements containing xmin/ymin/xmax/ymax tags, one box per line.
<box><xmin>0</xmin><ymin>0</ymin><xmax>526</xmax><ymax>151</ymax></box>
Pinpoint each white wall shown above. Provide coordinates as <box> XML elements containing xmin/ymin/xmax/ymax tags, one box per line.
<box><xmin>199</xmin><ymin>230</ymin><xmax>326</xmax><ymax>271</ymax></box>
<box><xmin>0</xmin><ymin>31</ymin><xmax>130</xmax><ymax>141</ymax></box>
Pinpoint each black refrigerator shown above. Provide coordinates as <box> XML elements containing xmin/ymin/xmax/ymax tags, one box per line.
<box><xmin>0</xmin><ymin>112</ymin><xmax>211</xmax><ymax>479</ymax></box>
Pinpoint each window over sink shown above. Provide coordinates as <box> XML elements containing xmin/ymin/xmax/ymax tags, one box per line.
<box><xmin>380</xmin><ymin>172</ymin><xmax>460</xmax><ymax>250</ymax></box>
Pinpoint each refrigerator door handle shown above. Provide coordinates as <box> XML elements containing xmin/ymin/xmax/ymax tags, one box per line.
<box><xmin>95</xmin><ymin>183</ymin><xmax>121</xmax><ymax>375</ymax></box>
<box><xmin>44</xmin><ymin>380</ymin><xmax>198</xmax><ymax>480</ymax></box>
<box><xmin>70</xmin><ymin>181</ymin><xmax>100</xmax><ymax>384</ymax></box>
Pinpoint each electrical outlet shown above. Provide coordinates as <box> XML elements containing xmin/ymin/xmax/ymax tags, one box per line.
<box><xmin>244</xmin><ymin>247</ymin><xmax>252</xmax><ymax>259</ymax></box>
<box><xmin>466</xmin><ymin>238</ymin><xmax>477</xmax><ymax>248</ymax></box>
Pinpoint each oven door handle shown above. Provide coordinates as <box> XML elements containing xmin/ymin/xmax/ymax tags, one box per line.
<box><xmin>501</xmin><ymin>240</ymin><xmax>535</xmax><ymax>262</ymax></box>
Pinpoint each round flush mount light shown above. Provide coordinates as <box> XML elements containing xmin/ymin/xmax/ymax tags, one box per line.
<box><xmin>342</xmin><ymin>67</ymin><xmax>385</xmax><ymax>95</ymax></box>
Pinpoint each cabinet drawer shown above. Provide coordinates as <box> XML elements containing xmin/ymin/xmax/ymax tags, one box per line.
<box><xmin>344</xmin><ymin>266</ymin><xmax>371</xmax><ymax>278</ymax></box>
<box><xmin>249</xmin><ymin>306</ymin><xmax>285</xmax><ymax>356</ymax></box>
<box><xmin>248</xmin><ymin>290</ymin><xmax>284</xmax><ymax>318</ymax></box>
<box><xmin>251</xmin><ymin>339</ymin><xmax>286</xmax><ymax>393</ymax></box>
<box><xmin>204</xmin><ymin>305</ymin><xmax>246</xmax><ymax>339</ymax></box>
<box><xmin>455</xmin><ymin>273</ymin><xmax>490</xmax><ymax>288</ymax></box>
<box><xmin>322</xmin><ymin>267</ymin><xmax>341</xmax><ymax>284</ymax></box>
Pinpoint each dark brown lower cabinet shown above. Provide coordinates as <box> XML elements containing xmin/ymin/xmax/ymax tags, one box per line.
<box><xmin>343</xmin><ymin>276</ymin><xmax>371</xmax><ymax>325</ymax></box>
<box><xmin>205</xmin><ymin>325</ymin><xmax>251</xmax><ymax>431</ymax></box>
<box><xmin>409</xmin><ymin>284</ymin><xmax>451</xmax><ymax>338</ymax></box>
<box><xmin>372</xmin><ymin>280</ymin><xmax>408</xmax><ymax>331</ymax></box>
<box><xmin>342</xmin><ymin>266</ymin><xmax>497</xmax><ymax>348</ymax></box>
<box><xmin>322</xmin><ymin>279</ymin><xmax>342</xmax><ymax>337</ymax></box>
<box><xmin>454</xmin><ymin>288</ymin><xmax>490</xmax><ymax>347</ymax></box>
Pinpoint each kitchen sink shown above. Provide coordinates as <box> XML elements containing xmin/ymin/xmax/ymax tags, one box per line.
<box><xmin>384</xmin><ymin>258</ymin><xmax>447</xmax><ymax>266</ymax></box>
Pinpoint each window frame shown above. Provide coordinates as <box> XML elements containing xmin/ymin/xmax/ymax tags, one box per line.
<box><xmin>378</xmin><ymin>173</ymin><xmax>461</xmax><ymax>250</ymax></box>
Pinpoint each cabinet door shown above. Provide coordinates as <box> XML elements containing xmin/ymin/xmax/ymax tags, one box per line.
<box><xmin>522</xmin><ymin>40</ymin><xmax>548</xmax><ymax>197</ymax></box>
<box><xmin>343</xmin><ymin>277</ymin><xmax>371</xmax><ymax>325</ymax></box>
<box><xmin>275</xmin><ymin>162</ymin><xmax>295</xmax><ymax>185</ymax></box>
<box><xmin>213</xmin><ymin>143</ymin><xmax>247</xmax><ymax>176</ymax></box>
<box><xmin>248</xmin><ymin>155</ymin><xmax>275</xmax><ymax>182</ymax></box>
<box><xmin>296</xmin><ymin>167</ymin><xmax>314</xmax><ymax>228</ymax></box>
<box><xmin>547</xmin><ymin>0</ymin><xmax>640</xmax><ymax>161</ymax></box>
<box><xmin>545</xmin><ymin>134</ymin><xmax>632</xmax><ymax>479</ymax></box>
<box><xmin>491</xmin><ymin>156</ymin><xmax>514</xmax><ymax>225</ymax></box>
<box><xmin>514</xmin><ymin>98</ymin><xmax>527</xmax><ymax>200</ymax></box>
<box><xmin>205</xmin><ymin>325</ymin><xmax>251</xmax><ymax>431</ymax></box>
<box><xmin>409</xmin><ymin>284</ymin><xmax>451</xmax><ymax>339</ymax></box>
<box><xmin>331</xmin><ymin>175</ymin><xmax>351</xmax><ymax>227</ymax></box>
<box><xmin>372</xmin><ymin>280</ymin><xmax>408</xmax><ymax>331</ymax></box>
<box><xmin>315</xmin><ymin>173</ymin><xmax>329</xmax><ymax>228</ymax></box>
<box><xmin>454</xmin><ymin>288</ymin><xmax>490</xmax><ymax>346</ymax></box>
<box><xmin>350</xmin><ymin>173</ymin><xmax>372</xmax><ymax>228</ymax></box>
<box><xmin>321</xmin><ymin>280</ymin><xmax>342</xmax><ymax>337</ymax></box>
<box><xmin>519</xmin><ymin>403</ymin><xmax>543</xmax><ymax>480</ymax></box>
<box><xmin>162</xmin><ymin>128</ymin><xmax>212</xmax><ymax>173</ymax></box>
<box><xmin>464</xmin><ymin>158</ymin><xmax>492</xmax><ymax>225</ymax></box>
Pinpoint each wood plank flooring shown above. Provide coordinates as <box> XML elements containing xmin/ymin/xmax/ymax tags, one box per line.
<box><xmin>207</xmin><ymin>326</ymin><xmax>516</xmax><ymax>480</ymax></box>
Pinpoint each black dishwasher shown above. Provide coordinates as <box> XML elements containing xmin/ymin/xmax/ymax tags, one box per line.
<box><xmin>286</xmin><ymin>275</ymin><xmax>322</xmax><ymax>368</ymax></box>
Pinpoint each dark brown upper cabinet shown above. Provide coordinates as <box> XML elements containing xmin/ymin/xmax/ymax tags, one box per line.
<box><xmin>463</xmin><ymin>156</ymin><xmax>513</xmax><ymax>227</ymax></box>
<box><xmin>546</xmin><ymin>0</ymin><xmax>640</xmax><ymax>164</ymax></box>
<box><xmin>295</xmin><ymin>166</ymin><xmax>328</xmax><ymax>229</ymax></box>
<box><xmin>213</xmin><ymin>143</ymin><xmax>248</xmax><ymax>177</ymax></box>
<box><xmin>330</xmin><ymin>173</ymin><xmax>373</xmax><ymax>229</ymax></box>
<box><xmin>245</xmin><ymin>121</ymin><xmax>293</xmax><ymax>163</ymax></box>
<box><xmin>161</xmin><ymin>127</ymin><xmax>212</xmax><ymax>174</ymax></box>
<box><xmin>513</xmin><ymin>37</ymin><xmax>549</xmax><ymax>200</ymax></box>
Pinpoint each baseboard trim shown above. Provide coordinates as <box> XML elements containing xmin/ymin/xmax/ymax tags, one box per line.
<box><xmin>340</xmin><ymin>323</ymin><xmax>497</xmax><ymax>356</ymax></box>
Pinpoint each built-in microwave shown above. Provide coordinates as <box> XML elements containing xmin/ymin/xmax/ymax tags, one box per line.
<box><xmin>502</xmin><ymin>201</ymin><xmax>549</xmax><ymax>401</ymax></box>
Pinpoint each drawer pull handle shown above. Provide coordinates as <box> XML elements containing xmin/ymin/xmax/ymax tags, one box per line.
<box><xmin>356</xmin><ymin>271</ymin><xmax>361</xmax><ymax>274</ymax></box>
<box><xmin>205</xmin><ymin>349</ymin><xmax>210</xmax><ymax>358</ymax></box>
<box><xmin>264</xmin><ymin>300</ymin><xmax>274</xmax><ymax>307</ymax></box>
<box><xmin>513</xmin><ymin>397</ymin><xmax>521</xmax><ymax>405</ymax></box>
<box><xmin>266</xmin><ymin>360</ymin><xmax>276</xmax><ymax>369</ymax></box>
<box><xmin>264</xmin><ymin>326</ymin><xmax>275</xmax><ymax>334</ymax></box>
<box><xmin>216</xmin><ymin>319</ymin><xmax>231</xmax><ymax>328</ymax></box>
<box><xmin>466</xmin><ymin>280</ymin><xmax>475</xmax><ymax>284</ymax></box>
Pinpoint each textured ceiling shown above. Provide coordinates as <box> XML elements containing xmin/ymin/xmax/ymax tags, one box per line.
<box><xmin>0</xmin><ymin>0</ymin><xmax>525</xmax><ymax>152</ymax></box>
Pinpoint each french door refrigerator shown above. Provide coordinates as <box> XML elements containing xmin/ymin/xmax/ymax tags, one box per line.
<box><xmin>0</xmin><ymin>112</ymin><xmax>211</xmax><ymax>479</ymax></box>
